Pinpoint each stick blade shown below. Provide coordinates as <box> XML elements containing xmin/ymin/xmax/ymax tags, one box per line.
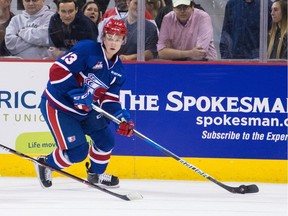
<box><xmin>245</xmin><ymin>184</ymin><xmax>259</xmax><ymax>193</ymax></box>
<box><xmin>237</xmin><ymin>184</ymin><xmax>259</xmax><ymax>194</ymax></box>
<box><xmin>126</xmin><ymin>192</ymin><xmax>143</xmax><ymax>201</ymax></box>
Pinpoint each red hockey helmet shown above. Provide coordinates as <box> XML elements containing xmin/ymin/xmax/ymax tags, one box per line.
<box><xmin>103</xmin><ymin>18</ymin><xmax>127</xmax><ymax>37</ymax></box>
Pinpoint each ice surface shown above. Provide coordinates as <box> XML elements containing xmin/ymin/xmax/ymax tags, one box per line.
<box><xmin>0</xmin><ymin>177</ymin><xmax>287</xmax><ymax>216</ymax></box>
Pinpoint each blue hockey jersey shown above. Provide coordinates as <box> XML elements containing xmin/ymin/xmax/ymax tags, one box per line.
<box><xmin>42</xmin><ymin>39</ymin><xmax>126</xmax><ymax>119</ymax></box>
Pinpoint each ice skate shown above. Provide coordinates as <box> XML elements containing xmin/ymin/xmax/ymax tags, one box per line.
<box><xmin>86</xmin><ymin>162</ymin><xmax>119</xmax><ymax>188</ymax></box>
<box><xmin>34</xmin><ymin>156</ymin><xmax>52</xmax><ymax>188</ymax></box>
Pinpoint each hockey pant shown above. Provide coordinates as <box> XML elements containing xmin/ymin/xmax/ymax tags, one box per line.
<box><xmin>40</xmin><ymin>99</ymin><xmax>115</xmax><ymax>174</ymax></box>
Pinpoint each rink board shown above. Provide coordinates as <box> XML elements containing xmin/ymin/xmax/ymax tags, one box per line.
<box><xmin>0</xmin><ymin>154</ymin><xmax>287</xmax><ymax>183</ymax></box>
<box><xmin>0</xmin><ymin>60</ymin><xmax>287</xmax><ymax>182</ymax></box>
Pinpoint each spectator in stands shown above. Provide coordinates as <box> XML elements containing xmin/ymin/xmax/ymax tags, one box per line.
<box><xmin>102</xmin><ymin>0</ymin><xmax>153</xmax><ymax>21</ymax></box>
<box><xmin>5</xmin><ymin>0</ymin><xmax>54</xmax><ymax>59</ymax></box>
<box><xmin>64</xmin><ymin>0</ymin><xmax>104</xmax><ymax>14</ymax></box>
<box><xmin>48</xmin><ymin>0</ymin><xmax>98</xmax><ymax>59</ymax></box>
<box><xmin>145</xmin><ymin>0</ymin><xmax>165</xmax><ymax>20</ymax></box>
<box><xmin>267</xmin><ymin>0</ymin><xmax>287</xmax><ymax>60</ymax></box>
<box><xmin>82</xmin><ymin>1</ymin><xmax>101</xmax><ymax>26</ymax></box>
<box><xmin>102</xmin><ymin>0</ymin><xmax>129</xmax><ymax>20</ymax></box>
<box><xmin>157</xmin><ymin>0</ymin><xmax>217</xmax><ymax>61</ymax></box>
<box><xmin>118</xmin><ymin>0</ymin><xmax>158</xmax><ymax>60</ymax></box>
<box><xmin>220</xmin><ymin>0</ymin><xmax>272</xmax><ymax>59</ymax></box>
<box><xmin>155</xmin><ymin>0</ymin><xmax>204</xmax><ymax>30</ymax></box>
<box><xmin>0</xmin><ymin>0</ymin><xmax>14</xmax><ymax>56</ymax></box>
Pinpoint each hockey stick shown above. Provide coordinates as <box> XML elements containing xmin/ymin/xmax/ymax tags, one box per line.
<box><xmin>0</xmin><ymin>143</ymin><xmax>143</xmax><ymax>201</ymax></box>
<box><xmin>92</xmin><ymin>104</ymin><xmax>259</xmax><ymax>194</ymax></box>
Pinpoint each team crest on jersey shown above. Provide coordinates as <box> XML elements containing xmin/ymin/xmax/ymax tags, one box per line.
<box><xmin>84</xmin><ymin>73</ymin><xmax>108</xmax><ymax>99</ymax></box>
<box><xmin>85</xmin><ymin>73</ymin><xmax>108</xmax><ymax>89</ymax></box>
<box><xmin>92</xmin><ymin>61</ymin><xmax>103</xmax><ymax>70</ymax></box>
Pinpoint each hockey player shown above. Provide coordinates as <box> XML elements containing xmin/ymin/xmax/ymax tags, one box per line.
<box><xmin>34</xmin><ymin>18</ymin><xmax>134</xmax><ymax>188</ymax></box>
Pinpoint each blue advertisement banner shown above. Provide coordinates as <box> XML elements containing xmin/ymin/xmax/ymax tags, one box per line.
<box><xmin>113</xmin><ymin>63</ymin><xmax>287</xmax><ymax>160</ymax></box>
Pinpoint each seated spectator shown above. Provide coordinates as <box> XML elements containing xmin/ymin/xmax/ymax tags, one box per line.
<box><xmin>157</xmin><ymin>0</ymin><xmax>217</xmax><ymax>61</ymax></box>
<box><xmin>102</xmin><ymin>0</ymin><xmax>129</xmax><ymax>20</ymax></box>
<box><xmin>5</xmin><ymin>0</ymin><xmax>54</xmax><ymax>59</ymax></box>
<box><xmin>145</xmin><ymin>0</ymin><xmax>165</xmax><ymax>20</ymax></box>
<box><xmin>64</xmin><ymin>0</ymin><xmax>105</xmax><ymax>14</ymax></box>
<box><xmin>102</xmin><ymin>0</ymin><xmax>153</xmax><ymax>21</ymax></box>
<box><xmin>155</xmin><ymin>0</ymin><xmax>204</xmax><ymax>30</ymax></box>
<box><xmin>220</xmin><ymin>0</ymin><xmax>272</xmax><ymax>59</ymax></box>
<box><xmin>120</xmin><ymin>0</ymin><xmax>158</xmax><ymax>60</ymax></box>
<box><xmin>99</xmin><ymin>0</ymin><xmax>157</xmax><ymax>32</ymax></box>
<box><xmin>0</xmin><ymin>0</ymin><xmax>14</xmax><ymax>56</ymax></box>
<box><xmin>48</xmin><ymin>0</ymin><xmax>98</xmax><ymax>59</ymax></box>
<box><xmin>82</xmin><ymin>1</ymin><xmax>101</xmax><ymax>26</ymax></box>
<box><xmin>267</xmin><ymin>0</ymin><xmax>287</xmax><ymax>59</ymax></box>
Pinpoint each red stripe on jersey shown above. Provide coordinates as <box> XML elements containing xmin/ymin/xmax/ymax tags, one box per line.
<box><xmin>54</xmin><ymin>149</ymin><xmax>71</xmax><ymax>168</ymax></box>
<box><xmin>46</xmin><ymin>102</ymin><xmax>67</xmax><ymax>150</ymax></box>
<box><xmin>89</xmin><ymin>147</ymin><xmax>111</xmax><ymax>162</ymax></box>
<box><xmin>49</xmin><ymin>64</ymin><xmax>71</xmax><ymax>82</ymax></box>
<box><xmin>99</xmin><ymin>93</ymin><xmax>119</xmax><ymax>104</ymax></box>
